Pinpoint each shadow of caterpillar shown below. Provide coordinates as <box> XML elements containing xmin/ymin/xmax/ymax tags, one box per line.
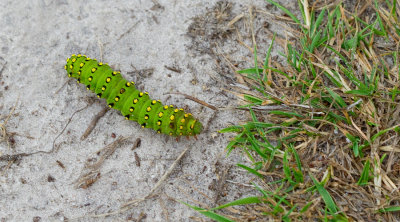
<box><xmin>65</xmin><ymin>54</ymin><xmax>203</xmax><ymax>137</ymax></box>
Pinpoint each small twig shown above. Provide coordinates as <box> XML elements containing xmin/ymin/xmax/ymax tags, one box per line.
<box><xmin>225</xmin><ymin>180</ymin><xmax>256</xmax><ymax>188</ymax></box>
<box><xmin>0</xmin><ymin>150</ymin><xmax>57</xmax><ymax>174</ymax></box>
<box><xmin>134</xmin><ymin>152</ymin><xmax>141</xmax><ymax>167</ymax></box>
<box><xmin>0</xmin><ymin>153</ymin><xmax>30</xmax><ymax>162</ymax></box>
<box><xmin>51</xmin><ymin>103</ymin><xmax>92</xmax><ymax>153</ymax></box>
<box><xmin>117</xmin><ymin>21</ymin><xmax>140</xmax><ymax>40</ymax></box>
<box><xmin>131</xmin><ymin>138</ymin><xmax>142</xmax><ymax>150</ymax></box>
<box><xmin>0</xmin><ymin>95</ymin><xmax>19</xmax><ymax>147</ymax></box>
<box><xmin>158</xmin><ymin>198</ymin><xmax>169</xmax><ymax>222</ymax></box>
<box><xmin>56</xmin><ymin>160</ymin><xmax>65</xmax><ymax>169</ymax></box>
<box><xmin>167</xmin><ymin>92</ymin><xmax>217</xmax><ymax>110</ymax></box>
<box><xmin>347</xmin><ymin>99</ymin><xmax>363</xmax><ymax>110</ymax></box>
<box><xmin>136</xmin><ymin>212</ymin><xmax>147</xmax><ymax>222</ymax></box>
<box><xmin>76</xmin><ymin>172</ymin><xmax>101</xmax><ymax>189</ymax></box>
<box><xmin>80</xmin><ymin>107</ymin><xmax>109</xmax><ymax>140</ymax></box>
<box><xmin>89</xmin><ymin>136</ymin><xmax>129</xmax><ymax>171</ymax></box>
<box><xmin>90</xmin><ymin>146</ymin><xmax>192</xmax><ymax>218</ymax></box>
<box><xmin>214</xmin><ymin>165</ymin><xmax>231</xmax><ymax>205</ymax></box>
<box><xmin>122</xmin><ymin>146</ymin><xmax>191</xmax><ymax>208</ymax></box>
<box><xmin>75</xmin><ymin>136</ymin><xmax>130</xmax><ymax>189</ymax></box>
<box><xmin>227</xmin><ymin>13</ymin><xmax>244</xmax><ymax>27</ymax></box>
<box><xmin>203</xmin><ymin>110</ymin><xmax>218</xmax><ymax>134</ymax></box>
<box><xmin>1</xmin><ymin>97</ymin><xmax>18</xmax><ymax>130</ymax></box>
<box><xmin>249</xmin><ymin>6</ymin><xmax>256</xmax><ymax>48</ymax></box>
<box><xmin>97</xmin><ymin>39</ymin><xmax>104</xmax><ymax>62</ymax></box>
<box><xmin>246</xmin><ymin>105</ymin><xmax>290</xmax><ymax>111</ymax></box>
<box><xmin>54</xmin><ymin>79</ymin><xmax>71</xmax><ymax>95</ymax></box>
<box><xmin>0</xmin><ymin>60</ymin><xmax>7</xmax><ymax>78</ymax></box>
<box><xmin>164</xmin><ymin>65</ymin><xmax>181</xmax><ymax>73</ymax></box>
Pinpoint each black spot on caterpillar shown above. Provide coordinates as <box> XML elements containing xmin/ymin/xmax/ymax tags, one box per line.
<box><xmin>65</xmin><ymin>54</ymin><xmax>203</xmax><ymax>137</ymax></box>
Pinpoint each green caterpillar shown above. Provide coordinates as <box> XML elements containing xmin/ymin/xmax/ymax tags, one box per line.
<box><xmin>64</xmin><ymin>54</ymin><xmax>203</xmax><ymax>137</ymax></box>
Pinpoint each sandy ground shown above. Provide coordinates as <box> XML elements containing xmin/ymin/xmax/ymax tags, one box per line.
<box><xmin>0</xmin><ymin>0</ymin><xmax>291</xmax><ymax>221</ymax></box>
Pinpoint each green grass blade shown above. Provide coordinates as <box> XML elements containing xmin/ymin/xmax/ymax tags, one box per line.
<box><xmin>371</xmin><ymin>124</ymin><xmax>400</xmax><ymax>142</ymax></box>
<box><xmin>253</xmin><ymin>44</ymin><xmax>264</xmax><ymax>88</ymax></box>
<box><xmin>326</xmin><ymin>87</ymin><xmax>347</xmax><ymax>108</ymax></box>
<box><xmin>283</xmin><ymin>150</ymin><xmax>294</xmax><ymax>184</ymax></box>
<box><xmin>282</xmin><ymin>204</ymin><xmax>297</xmax><ymax>221</ymax></box>
<box><xmin>244</xmin><ymin>94</ymin><xmax>263</xmax><ymax>104</ymax></box>
<box><xmin>180</xmin><ymin>201</ymin><xmax>235</xmax><ymax>222</ymax></box>
<box><xmin>300</xmin><ymin>201</ymin><xmax>313</xmax><ymax>213</ymax></box>
<box><xmin>263</xmin><ymin>33</ymin><xmax>276</xmax><ymax>82</ymax></box>
<box><xmin>265</xmin><ymin>0</ymin><xmax>301</xmax><ymax>25</ymax></box>
<box><xmin>289</xmin><ymin>144</ymin><xmax>304</xmax><ymax>182</ymax></box>
<box><xmin>390</xmin><ymin>0</ymin><xmax>398</xmax><ymax>21</ymax></box>
<box><xmin>246</xmin><ymin>132</ymin><xmax>269</xmax><ymax>160</ymax></box>
<box><xmin>309</xmin><ymin>29</ymin><xmax>322</xmax><ymax>52</ymax></box>
<box><xmin>237</xmin><ymin>68</ymin><xmax>264</xmax><ymax>74</ymax></box>
<box><xmin>269</xmin><ymin>110</ymin><xmax>304</xmax><ymax>118</ymax></box>
<box><xmin>378</xmin><ymin>206</ymin><xmax>400</xmax><ymax>213</ymax></box>
<box><xmin>237</xmin><ymin>163</ymin><xmax>264</xmax><ymax>178</ymax></box>
<box><xmin>219</xmin><ymin>125</ymin><xmax>244</xmax><ymax>133</ymax></box>
<box><xmin>345</xmin><ymin>133</ymin><xmax>361</xmax><ymax>157</ymax></box>
<box><xmin>311</xmin><ymin>8</ymin><xmax>326</xmax><ymax>36</ymax></box>
<box><xmin>357</xmin><ymin>159</ymin><xmax>371</xmax><ymax>186</ymax></box>
<box><xmin>211</xmin><ymin>196</ymin><xmax>263</xmax><ymax>210</ymax></box>
<box><xmin>310</xmin><ymin>174</ymin><xmax>338</xmax><ymax>214</ymax></box>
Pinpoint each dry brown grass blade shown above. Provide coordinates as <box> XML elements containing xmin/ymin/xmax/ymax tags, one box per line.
<box><xmin>80</xmin><ymin>107</ymin><xmax>109</xmax><ymax>140</ymax></box>
<box><xmin>0</xmin><ymin>96</ymin><xmax>19</xmax><ymax>147</ymax></box>
<box><xmin>75</xmin><ymin>136</ymin><xmax>130</xmax><ymax>189</ymax></box>
<box><xmin>86</xmin><ymin>146</ymin><xmax>192</xmax><ymax>219</ymax></box>
<box><xmin>167</xmin><ymin>92</ymin><xmax>217</xmax><ymax>110</ymax></box>
<box><xmin>51</xmin><ymin>102</ymin><xmax>93</xmax><ymax>153</ymax></box>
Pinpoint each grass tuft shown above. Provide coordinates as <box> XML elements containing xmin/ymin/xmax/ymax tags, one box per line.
<box><xmin>184</xmin><ymin>0</ymin><xmax>400</xmax><ymax>220</ymax></box>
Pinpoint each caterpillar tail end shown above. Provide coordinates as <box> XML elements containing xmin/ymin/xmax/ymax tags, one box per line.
<box><xmin>193</xmin><ymin>121</ymin><xmax>203</xmax><ymax>135</ymax></box>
